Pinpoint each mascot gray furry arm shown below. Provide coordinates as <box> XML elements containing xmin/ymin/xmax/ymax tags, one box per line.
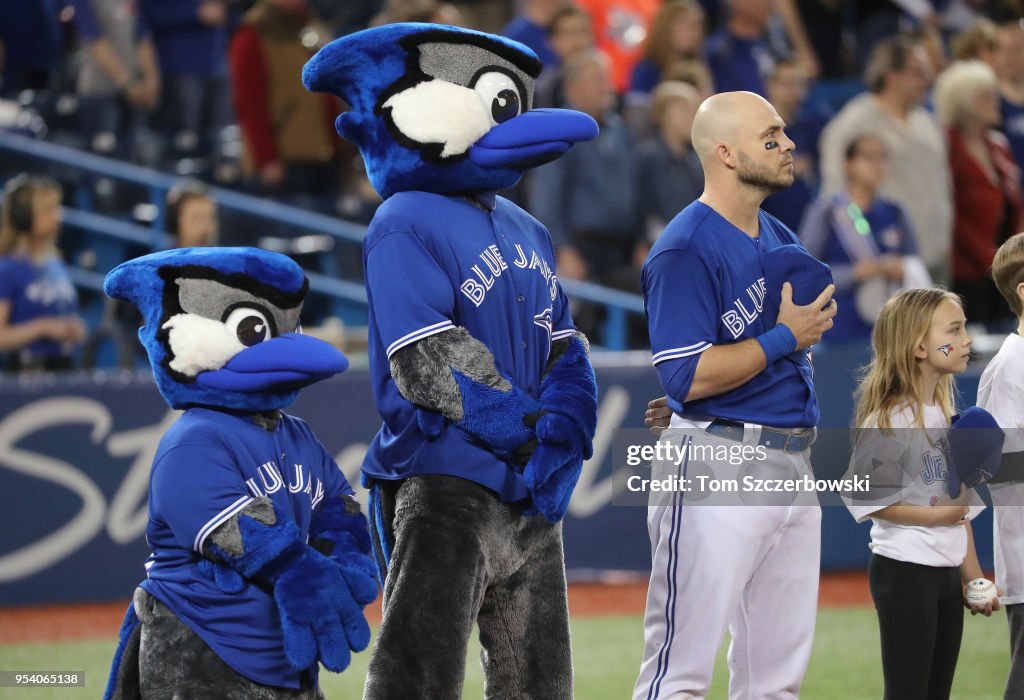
<box><xmin>391</xmin><ymin>327</ymin><xmax>596</xmax><ymax>520</ymax></box>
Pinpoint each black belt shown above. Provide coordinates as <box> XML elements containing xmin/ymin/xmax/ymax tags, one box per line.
<box><xmin>990</xmin><ymin>451</ymin><xmax>1024</xmax><ymax>485</ymax></box>
<box><xmin>705</xmin><ymin>418</ymin><xmax>813</xmax><ymax>454</ymax></box>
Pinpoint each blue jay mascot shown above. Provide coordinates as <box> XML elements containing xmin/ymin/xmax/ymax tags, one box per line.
<box><xmin>101</xmin><ymin>247</ymin><xmax>378</xmax><ymax>700</ymax></box>
<box><xmin>302</xmin><ymin>23</ymin><xmax>600</xmax><ymax>699</ymax></box>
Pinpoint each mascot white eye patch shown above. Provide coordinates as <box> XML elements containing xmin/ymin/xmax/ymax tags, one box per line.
<box><xmin>382</xmin><ymin>79</ymin><xmax>495</xmax><ymax>158</ymax></box>
<box><xmin>162</xmin><ymin>313</ymin><xmax>250</xmax><ymax>376</ymax></box>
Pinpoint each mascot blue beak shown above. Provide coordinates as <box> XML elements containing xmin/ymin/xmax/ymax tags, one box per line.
<box><xmin>468</xmin><ymin>108</ymin><xmax>599</xmax><ymax>169</ymax></box>
<box><xmin>195</xmin><ymin>333</ymin><xmax>349</xmax><ymax>392</ymax></box>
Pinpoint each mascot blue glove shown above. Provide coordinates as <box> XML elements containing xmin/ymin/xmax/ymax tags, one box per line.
<box><xmin>308</xmin><ymin>494</ymin><xmax>380</xmax><ymax>607</ymax></box>
<box><xmin>102</xmin><ymin>247</ymin><xmax>375</xmax><ymax>700</ymax></box>
<box><xmin>524</xmin><ymin>334</ymin><xmax>598</xmax><ymax>522</ymax></box>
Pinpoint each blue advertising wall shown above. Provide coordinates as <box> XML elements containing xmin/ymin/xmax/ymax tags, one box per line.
<box><xmin>0</xmin><ymin>348</ymin><xmax>994</xmax><ymax>605</ymax></box>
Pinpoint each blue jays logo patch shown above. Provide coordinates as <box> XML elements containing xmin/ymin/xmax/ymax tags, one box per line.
<box><xmin>937</xmin><ymin>344</ymin><xmax>954</xmax><ymax>356</ymax></box>
<box><xmin>534</xmin><ymin>307</ymin><xmax>553</xmax><ymax>337</ymax></box>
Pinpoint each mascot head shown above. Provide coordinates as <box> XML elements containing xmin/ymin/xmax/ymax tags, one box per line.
<box><xmin>302</xmin><ymin>22</ymin><xmax>599</xmax><ymax>199</ymax></box>
<box><xmin>104</xmin><ymin>247</ymin><xmax>348</xmax><ymax>411</ymax></box>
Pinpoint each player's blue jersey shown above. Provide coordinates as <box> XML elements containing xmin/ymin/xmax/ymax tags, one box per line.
<box><xmin>362</xmin><ymin>191</ymin><xmax>575</xmax><ymax>502</ymax></box>
<box><xmin>141</xmin><ymin>407</ymin><xmax>353</xmax><ymax>688</ymax></box>
<box><xmin>643</xmin><ymin>200</ymin><xmax>819</xmax><ymax>428</ymax></box>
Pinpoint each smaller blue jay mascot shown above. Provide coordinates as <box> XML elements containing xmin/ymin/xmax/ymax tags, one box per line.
<box><xmin>303</xmin><ymin>23</ymin><xmax>599</xmax><ymax>699</ymax></box>
<box><xmin>101</xmin><ymin>247</ymin><xmax>377</xmax><ymax>700</ymax></box>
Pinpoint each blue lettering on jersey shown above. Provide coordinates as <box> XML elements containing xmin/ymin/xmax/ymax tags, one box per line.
<box><xmin>245</xmin><ymin>461</ymin><xmax>325</xmax><ymax>508</ymax></box>
<box><xmin>511</xmin><ymin>243</ymin><xmax>559</xmax><ymax>300</ymax></box>
<box><xmin>921</xmin><ymin>437</ymin><xmax>950</xmax><ymax>485</ymax></box>
<box><xmin>721</xmin><ymin>277</ymin><xmax>767</xmax><ymax>338</ymax></box>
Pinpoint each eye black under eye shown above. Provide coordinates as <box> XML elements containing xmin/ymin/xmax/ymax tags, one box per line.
<box><xmin>237</xmin><ymin>315</ymin><xmax>269</xmax><ymax>346</ymax></box>
<box><xmin>492</xmin><ymin>89</ymin><xmax>520</xmax><ymax>124</ymax></box>
<box><xmin>765</xmin><ymin>140</ymin><xmax>779</xmax><ymax>150</ymax></box>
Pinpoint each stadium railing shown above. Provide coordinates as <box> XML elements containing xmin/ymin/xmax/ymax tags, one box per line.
<box><xmin>0</xmin><ymin>130</ymin><xmax>645</xmax><ymax>352</ymax></box>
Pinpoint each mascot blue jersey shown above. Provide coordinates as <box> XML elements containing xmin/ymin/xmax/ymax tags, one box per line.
<box><xmin>141</xmin><ymin>407</ymin><xmax>353</xmax><ymax>688</ymax></box>
<box><xmin>362</xmin><ymin>191</ymin><xmax>575</xmax><ymax>501</ymax></box>
<box><xmin>644</xmin><ymin>201</ymin><xmax>819</xmax><ymax>428</ymax></box>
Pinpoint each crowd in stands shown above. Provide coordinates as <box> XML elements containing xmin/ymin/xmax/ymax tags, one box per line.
<box><xmin>3</xmin><ymin>0</ymin><xmax>1024</xmax><ymax>369</ymax></box>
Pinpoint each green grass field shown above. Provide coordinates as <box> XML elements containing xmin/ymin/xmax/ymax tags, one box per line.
<box><xmin>0</xmin><ymin>609</ymin><xmax>1010</xmax><ymax>699</ymax></box>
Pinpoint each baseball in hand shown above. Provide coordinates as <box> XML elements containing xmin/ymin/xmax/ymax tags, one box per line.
<box><xmin>966</xmin><ymin>578</ymin><xmax>998</xmax><ymax>606</ymax></box>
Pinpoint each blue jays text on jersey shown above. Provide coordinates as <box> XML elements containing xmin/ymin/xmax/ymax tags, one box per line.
<box><xmin>643</xmin><ymin>201</ymin><xmax>819</xmax><ymax>428</ymax></box>
<box><xmin>362</xmin><ymin>191</ymin><xmax>576</xmax><ymax>502</ymax></box>
<box><xmin>459</xmin><ymin>242</ymin><xmax>560</xmax><ymax>308</ymax></box>
<box><xmin>142</xmin><ymin>408</ymin><xmax>353</xmax><ymax>689</ymax></box>
<box><xmin>721</xmin><ymin>277</ymin><xmax>768</xmax><ymax>339</ymax></box>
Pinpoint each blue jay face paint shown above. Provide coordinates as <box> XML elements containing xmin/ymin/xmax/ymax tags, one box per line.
<box><xmin>937</xmin><ymin>343</ymin><xmax>954</xmax><ymax>356</ymax></box>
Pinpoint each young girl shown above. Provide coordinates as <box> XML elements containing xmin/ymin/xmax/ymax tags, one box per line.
<box><xmin>848</xmin><ymin>287</ymin><xmax>999</xmax><ymax>700</ymax></box>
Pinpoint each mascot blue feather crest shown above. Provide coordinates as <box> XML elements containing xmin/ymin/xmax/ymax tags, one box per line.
<box><xmin>302</xmin><ymin>22</ymin><xmax>598</xmax><ymax>199</ymax></box>
<box><xmin>104</xmin><ymin>247</ymin><xmax>347</xmax><ymax>411</ymax></box>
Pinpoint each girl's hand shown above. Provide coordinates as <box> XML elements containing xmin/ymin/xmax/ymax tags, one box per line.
<box><xmin>965</xmin><ymin>585</ymin><xmax>1002</xmax><ymax>617</ymax></box>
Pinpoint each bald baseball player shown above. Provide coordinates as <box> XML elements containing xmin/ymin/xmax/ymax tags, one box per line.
<box><xmin>634</xmin><ymin>91</ymin><xmax>837</xmax><ymax>699</ymax></box>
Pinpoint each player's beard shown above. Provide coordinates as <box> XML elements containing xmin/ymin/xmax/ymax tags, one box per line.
<box><xmin>736</xmin><ymin>151</ymin><xmax>794</xmax><ymax>194</ymax></box>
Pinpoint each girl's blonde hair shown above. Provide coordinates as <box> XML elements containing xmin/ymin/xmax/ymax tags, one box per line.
<box><xmin>0</xmin><ymin>176</ymin><xmax>63</xmax><ymax>256</ymax></box>
<box><xmin>854</xmin><ymin>287</ymin><xmax>962</xmax><ymax>430</ymax></box>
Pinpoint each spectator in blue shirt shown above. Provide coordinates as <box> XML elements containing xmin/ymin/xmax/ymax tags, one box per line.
<box><xmin>0</xmin><ymin>176</ymin><xmax>86</xmax><ymax>372</ymax></box>
<box><xmin>139</xmin><ymin>0</ymin><xmax>233</xmax><ymax>158</ymax></box>
<box><xmin>704</xmin><ymin>0</ymin><xmax>779</xmax><ymax>96</ymax></box>
<box><xmin>799</xmin><ymin>133</ymin><xmax>928</xmax><ymax>344</ymax></box>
